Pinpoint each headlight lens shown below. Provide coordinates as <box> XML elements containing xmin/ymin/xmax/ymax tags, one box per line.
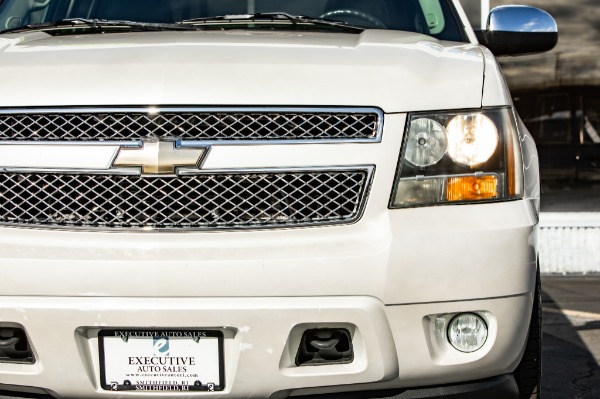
<box><xmin>447</xmin><ymin>114</ymin><xmax>498</xmax><ymax>166</ymax></box>
<box><xmin>405</xmin><ymin>118</ymin><xmax>447</xmax><ymax>167</ymax></box>
<box><xmin>390</xmin><ymin>107</ymin><xmax>523</xmax><ymax>208</ymax></box>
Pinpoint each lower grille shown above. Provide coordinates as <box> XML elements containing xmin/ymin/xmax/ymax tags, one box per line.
<box><xmin>0</xmin><ymin>169</ymin><xmax>371</xmax><ymax>230</ymax></box>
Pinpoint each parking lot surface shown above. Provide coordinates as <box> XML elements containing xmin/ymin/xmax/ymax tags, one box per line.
<box><xmin>542</xmin><ymin>275</ymin><xmax>600</xmax><ymax>398</ymax></box>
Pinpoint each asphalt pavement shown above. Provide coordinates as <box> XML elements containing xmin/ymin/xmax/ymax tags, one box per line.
<box><xmin>542</xmin><ymin>275</ymin><xmax>600</xmax><ymax>398</ymax></box>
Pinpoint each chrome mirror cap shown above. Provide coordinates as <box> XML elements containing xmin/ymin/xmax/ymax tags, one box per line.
<box><xmin>477</xmin><ymin>5</ymin><xmax>558</xmax><ymax>57</ymax></box>
<box><xmin>488</xmin><ymin>5</ymin><xmax>557</xmax><ymax>34</ymax></box>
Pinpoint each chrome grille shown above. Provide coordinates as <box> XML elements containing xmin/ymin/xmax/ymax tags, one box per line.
<box><xmin>0</xmin><ymin>169</ymin><xmax>370</xmax><ymax>230</ymax></box>
<box><xmin>0</xmin><ymin>108</ymin><xmax>382</xmax><ymax>142</ymax></box>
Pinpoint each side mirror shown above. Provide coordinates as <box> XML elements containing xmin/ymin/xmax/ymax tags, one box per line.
<box><xmin>475</xmin><ymin>5</ymin><xmax>558</xmax><ymax>57</ymax></box>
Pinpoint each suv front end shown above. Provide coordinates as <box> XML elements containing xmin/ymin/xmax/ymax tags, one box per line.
<box><xmin>0</xmin><ymin>1</ymin><xmax>556</xmax><ymax>398</ymax></box>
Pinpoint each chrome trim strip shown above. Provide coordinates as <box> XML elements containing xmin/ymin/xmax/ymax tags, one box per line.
<box><xmin>0</xmin><ymin>141</ymin><xmax>142</xmax><ymax>147</ymax></box>
<box><xmin>0</xmin><ymin>167</ymin><xmax>142</xmax><ymax>175</ymax></box>
<box><xmin>0</xmin><ymin>166</ymin><xmax>374</xmax><ymax>233</ymax></box>
<box><xmin>0</xmin><ymin>106</ymin><xmax>384</xmax><ymax>144</ymax></box>
<box><xmin>177</xmin><ymin>137</ymin><xmax>377</xmax><ymax>147</ymax></box>
<box><xmin>0</xmin><ymin>106</ymin><xmax>382</xmax><ymax>115</ymax></box>
<box><xmin>0</xmin><ymin>143</ymin><xmax>122</xmax><ymax>171</ymax></box>
<box><xmin>176</xmin><ymin>164</ymin><xmax>374</xmax><ymax>176</ymax></box>
<box><xmin>0</xmin><ymin>141</ymin><xmax>215</xmax><ymax>175</ymax></box>
<box><xmin>0</xmin><ymin>142</ymin><xmax>139</xmax><ymax>175</ymax></box>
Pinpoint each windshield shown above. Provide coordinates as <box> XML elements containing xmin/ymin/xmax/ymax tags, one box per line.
<box><xmin>0</xmin><ymin>0</ymin><xmax>465</xmax><ymax>41</ymax></box>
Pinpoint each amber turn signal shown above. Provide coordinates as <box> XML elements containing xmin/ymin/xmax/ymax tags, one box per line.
<box><xmin>446</xmin><ymin>175</ymin><xmax>498</xmax><ymax>202</ymax></box>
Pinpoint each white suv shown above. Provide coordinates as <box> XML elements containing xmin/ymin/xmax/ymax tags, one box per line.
<box><xmin>0</xmin><ymin>1</ymin><xmax>556</xmax><ymax>398</ymax></box>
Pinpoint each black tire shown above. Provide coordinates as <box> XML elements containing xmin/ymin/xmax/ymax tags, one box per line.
<box><xmin>513</xmin><ymin>266</ymin><xmax>542</xmax><ymax>398</ymax></box>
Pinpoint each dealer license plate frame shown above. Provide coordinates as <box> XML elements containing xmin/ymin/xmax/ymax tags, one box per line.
<box><xmin>98</xmin><ymin>329</ymin><xmax>225</xmax><ymax>392</ymax></box>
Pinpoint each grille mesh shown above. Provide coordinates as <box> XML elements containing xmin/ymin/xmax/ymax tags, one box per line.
<box><xmin>0</xmin><ymin>109</ymin><xmax>380</xmax><ymax>141</ymax></box>
<box><xmin>0</xmin><ymin>170</ymin><xmax>369</xmax><ymax>229</ymax></box>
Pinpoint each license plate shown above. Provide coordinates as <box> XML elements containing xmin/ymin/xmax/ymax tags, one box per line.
<box><xmin>99</xmin><ymin>329</ymin><xmax>224</xmax><ymax>392</ymax></box>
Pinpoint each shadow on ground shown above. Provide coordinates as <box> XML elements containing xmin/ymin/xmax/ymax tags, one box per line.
<box><xmin>542</xmin><ymin>280</ymin><xmax>600</xmax><ymax>398</ymax></box>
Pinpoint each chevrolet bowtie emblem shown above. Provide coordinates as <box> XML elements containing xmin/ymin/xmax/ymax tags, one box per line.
<box><xmin>113</xmin><ymin>140</ymin><xmax>208</xmax><ymax>174</ymax></box>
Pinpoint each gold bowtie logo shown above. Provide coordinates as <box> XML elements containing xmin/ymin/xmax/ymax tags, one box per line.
<box><xmin>113</xmin><ymin>140</ymin><xmax>207</xmax><ymax>174</ymax></box>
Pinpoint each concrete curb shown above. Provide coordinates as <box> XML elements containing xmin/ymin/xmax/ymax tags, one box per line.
<box><xmin>539</xmin><ymin>213</ymin><xmax>600</xmax><ymax>274</ymax></box>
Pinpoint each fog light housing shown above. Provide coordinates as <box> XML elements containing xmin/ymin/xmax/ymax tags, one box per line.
<box><xmin>447</xmin><ymin>313</ymin><xmax>488</xmax><ymax>353</ymax></box>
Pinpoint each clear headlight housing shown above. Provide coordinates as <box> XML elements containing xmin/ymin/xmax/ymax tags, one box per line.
<box><xmin>390</xmin><ymin>107</ymin><xmax>523</xmax><ymax>208</ymax></box>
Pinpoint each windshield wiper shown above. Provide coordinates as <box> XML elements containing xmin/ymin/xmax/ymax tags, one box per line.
<box><xmin>178</xmin><ymin>12</ymin><xmax>363</xmax><ymax>32</ymax></box>
<box><xmin>1</xmin><ymin>14</ymin><xmax>363</xmax><ymax>35</ymax></box>
<box><xmin>1</xmin><ymin>18</ymin><xmax>198</xmax><ymax>34</ymax></box>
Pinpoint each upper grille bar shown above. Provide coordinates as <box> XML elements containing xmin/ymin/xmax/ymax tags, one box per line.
<box><xmin>0</xmin><ymin>107</ymin><xmax>383</xmax><ymax>143</ymax></box>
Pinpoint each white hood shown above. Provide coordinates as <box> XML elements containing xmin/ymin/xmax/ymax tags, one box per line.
<box><xmin>0</xmin><ymin>29</ymin><xmax>484</xmax><ymax>112</ymax></box>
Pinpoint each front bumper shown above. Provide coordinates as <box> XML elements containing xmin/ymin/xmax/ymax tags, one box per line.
<box><xmin>294</xmin><ymin>374</ymin><xmax>518</xmax><ymax>398</ymax></box>
<box><xmin>0</xmin><ymin>375</ymin><xmax>518</xmax><ymax>399</ymax></box>
<box><xmin>0</xmin><ymin>194</ymin><xmax>537</xmax><ymax>397</ymax></box>
<box><xmin>0</xmin><ymin>294</ymin><xmax>530</xmax><ymax>398</ymax></box>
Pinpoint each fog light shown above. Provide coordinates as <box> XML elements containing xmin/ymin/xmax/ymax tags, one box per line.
<box><xmin>447</xmin><ymin>313</ymin><xmax>487</xmax><ymax>352</ymax></box>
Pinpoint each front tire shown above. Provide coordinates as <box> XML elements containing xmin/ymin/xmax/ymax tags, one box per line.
<box><xmin>513</xmin><ymin>266</ymin><xmax>542</xmax><ymax>398</ymax></box>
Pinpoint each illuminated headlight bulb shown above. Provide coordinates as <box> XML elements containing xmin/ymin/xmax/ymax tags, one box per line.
<box><xmin>446</xmin><ymin>114</ymin><xmax>499</xmax><ymax>166</ymax></box>
<box><xmin>405</xmin><ymin>118</ymin><xmax>448</xmax><ymax>167</ymax></box>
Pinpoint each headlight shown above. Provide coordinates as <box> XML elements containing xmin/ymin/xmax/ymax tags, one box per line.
<box><xmin>446</xmin><ymin>114</ymin><xmax>498</xmax><ymax>166</ymax></box>
<box><xmin>405</xmin><ymin>118</ymin><xmax>447</xmax><ymax>167</ymax></box>
<box><xmin>390</xmin><ymin>107</ymin><xmax>523</xmax><ymax>208</ymax></box>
